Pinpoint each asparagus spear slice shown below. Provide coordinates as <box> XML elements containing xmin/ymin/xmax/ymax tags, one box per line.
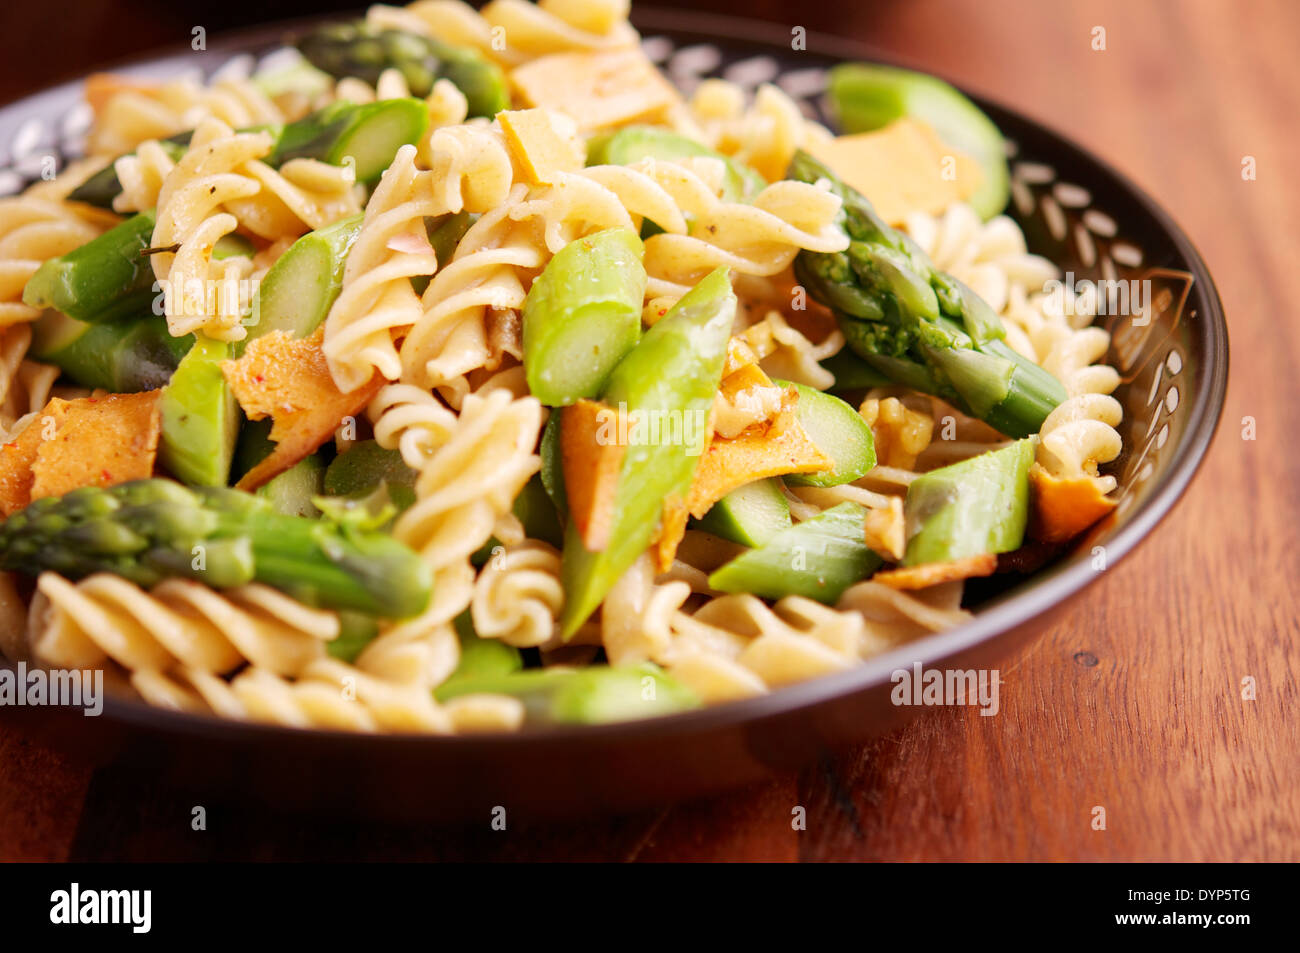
<box><xmin>523</xmin><ymin>228</ymin><xmax>646</xmax><ymax>406</ymax></box>
<box><xmin>323</xmin><ymin>440</ymin><xmax>418</xmax><ymax>512</ymax></box>
<box><xmin>30</xmin><ymin>309</ymin><xmax>193</xmax><ymax>392</ymax></box>
<box><xmin>902</xmin><ymin>438</ymin><xmax>1033</xmax><ymax>566</ymax></box>
<box><xmin>432</xmin><ymin>612</ymin><xmax>524</xmax><ymax>701</ymax></box>
<box><xmin>559</xmin><ymin>268</ymin><xmax>736</xmax><ymax>639</ymax></box>
<box><xmin>778</xmin><ymin>380</ymin><xmax>877</xmax><ymax>487</ymax></box>
<box><xmin>708</xmin><ymin>501</ymin><xmax>883</xmax><ymax>604</ymax></box>
<box><xmin>157</xmin><ymin>335</ymin><xmax>241</xmax><ymax>488</ymax></box>
<box><xmin>789</xmin><ymin>150</ymin><xmax>1065</xmax><ymax>438</ymax></box>
<box><xmin>247</xmin><ymin>213</ymin><xmax>361</xmax><ymax>345</ymax></box>
<box><xmin>67</xmin><ymin>98</ymin><xmax>428</xmax><ymax>209</ymax></box>
<box><xmin>295</xmin><ymin>20</ymin><xmax>509</xmax><ymax>118</ymax></box>
<box><xmin>692</xmin><ymin>477</ymin><xmax>791</xmax><ymax>547</ymax></box>
<box><xmin>435</xmin><ymin>662</ymin><xmax>699</xmax><ymax>725</ymax></box>
<box><xmin>324</xmin><ymin>612</ymin><xmax>381</xmax><ymax>663</ymax></box>
<box><xmin>819</xmin><ymin>347</ymin><xmax>892</xmax><ymax>392</ymax></box>
<box><xmin>23</xmin><ymin>211</ymin><xmax>158</xmax><ymax>322</ymax></box>
<box><xmin>0</xmin><ymin>479</ymin><xmax>433</xmax><ymax>617</ymax></box>
<box><xmin>256</xmin><ymin>453</ymin><xmax>327</xmax><ymax>517</ymax></box>
<box><xmin>271</xmin><ymin>98</ymin><xmax>428</xmax><ymax>181</ymax></box>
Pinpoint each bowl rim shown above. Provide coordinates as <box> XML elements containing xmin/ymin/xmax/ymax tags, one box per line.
<box><xmin>0</xmin><ymin>7</ymin><xmax>1229</xmax><ymax>749</ymax></box>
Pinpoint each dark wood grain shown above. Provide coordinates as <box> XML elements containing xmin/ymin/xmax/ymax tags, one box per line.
<box><xmin>2</xmin><ymin>0</ymin><xmax>1297</xmax><ymax>862</ymax></box>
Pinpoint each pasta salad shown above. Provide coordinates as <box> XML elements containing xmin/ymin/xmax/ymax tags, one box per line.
<box><xmin>0</xmin><ymin>0</ymin><xmax>1124</xmax><ymax>732</ymax></box>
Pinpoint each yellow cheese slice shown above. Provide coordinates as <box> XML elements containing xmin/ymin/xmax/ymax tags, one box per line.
<box><xmin>497</xmin><ymin>108</ymin><xmax>584</xmax><ymax>184</ymax></box>
<box><xmin>510</xmin><ymin>49</ymin><xmax>679</xmax><ymax>131</ymax></box>
<box><xmin>805</xmin><ymin>118</ymin><xmax>984</xmax><ymax>225</ymax></box>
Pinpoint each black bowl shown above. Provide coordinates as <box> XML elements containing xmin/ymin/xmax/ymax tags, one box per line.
<box><xmin>0</xmin><ymin>8</ymin><xmax>1227</xmax><ymax>821</ymax></box>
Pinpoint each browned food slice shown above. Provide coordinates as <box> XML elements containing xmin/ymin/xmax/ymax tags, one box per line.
<box><xmin>559</xmin><ymin>398</ymin><xmax>627</xmax><ymax>551</ymax></box>
<box><xmin>1027</xmin><ymin>463</ymin><xmax>1118</xmax><ymax>544</ymax></box>
<box><xmin>222</xmin><ymin>327</ymin><xmax>384</xmax><ymax>491</ymax></box>
<box><xmin>510</xmin><ymin>49</ymin><xmax>678</xmax><ymax>131</ymax></box>
<box><xmin>0</xmin><ymin>401</ymin><xmax>68</xmax><ymax>516</ymax></box>
<box><xmin>872</xmin><ymin>552</ymin><xmax>997</xmax><ymax>590</ymax></box>
<box><xmin>685</xmin><ymin>399</ymin><xmax>830</xmax><ymax>520</ymax></box>
<box><xmin>27</xmin><ymin>391</ymin><xmax>163</xmax><ymax>503</ymax></box>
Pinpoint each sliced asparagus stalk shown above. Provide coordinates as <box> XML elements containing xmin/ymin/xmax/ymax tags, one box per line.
<box><xmin>708</xmin><ymin>501</ymin><xmax>883</xmax><ymax>604</ymax></box>
<box><xmin>902</xmin><ymin>438</ymin><xmax>1033</xmax><ymax>565</ymax></box>
<box><xmin>0</xmin><ymin>479</ymin><xmax>434</xmax><ymax>617</ymax></box>
<box><xmin>324</xmin><ymin>613</ymin><xmax>381</xmax><ymax>663</ymax></box>
<box><xmin>435</xmin><ymin>662</ymin><xmax>699</xmax><ymax>725</ymax></box>
<box><xmin>558</xmin><ymin>268</ymin><xmax>736</xmax><ymax>639</ymax></box>
<box><xmin>523</xmin><ymin>228</ymin><xmax>646</xmax><ymax>406</ymax></box>
<box><xmin>67</xmin><ymin>98</ymin><xmax>429</xmax><ymax>209</ymax></box>
<box><xmin>294</xmin><ymin>20</ymin><xmax>509</xmax><ymax>118</ymax></box>
<box><xmin>692</xmin><ymin>478</ymin><xmax>791</xmax><ymax>547</ymax></box>
<box><xmin>819</xmin><ymin>347</ymin><xmax>891</xmax><ymax>392</ymax></box>
<box><xmin>22</xmin><ymin>211</ymin><xmax>157</xmax><ymax>322</ymax></box>
<box><xmin>778</xmin><ymin>380</ymin><xmax>877</xmax><ymax>487</ymax></box>
<box><xmin>789</xmin><ymin>150</ymin><xmax>1065</xmax><ymax>438</ymax></box>
<box><xmin>247</xmin><ymin>213</ymin><xmax>362</xmax><ymax>344</ymax></box>
<box><xmin>256</xmin><ymin>453</ymin><xmax>327</xmax><ymax>517</ymax></box>
<box><xmin>432</xmin><ymin>612</ymin><xmax>525</xmax><ymax>701</ymax></box>
<box><xmin>323</xmin><ymin>440</ymin><xmax>418</xmax><ymax>512</ymax></box>
<box><xmin>158</xmin><ymin>335</ymin><xmax>241</xmax><ymax>488</ymax></box>
<box><xmin>30</xmin><ymin>309</ymin><xmax>193</xmax><ymax>392</ymax></box>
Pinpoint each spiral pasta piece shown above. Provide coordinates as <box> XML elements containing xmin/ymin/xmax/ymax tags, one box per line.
<box><xmin>332</xmin><ymin>70</ymin><xmax>472</xmax><ymax>167</ymax></box>
<box><xmin>88</xmin><ymin>76</ymin><xmax>289</xmax><ymax>157</ymax></box>
<box><xmin>399</xmin><ymin>185</ymin><xmax>543</xmax><ymax>398</ymax></box>
<box><xmin>133</xmin><ymin>658</ymin><xmax>453</xmax><ymax>733</ymax></box>
<box><xmin>356</xmin><ymin>389</ymin><xmax>543</xmax><ymax>684</ymax></box>
<box><xmin>0</xmin><ymin>196</ymin><xmax>105</xmax><ymax>326</ymax></box>
<box><xmin>683</xmin><ymin>80</ymin><xmax>833</xmax><ymax>183</ymax></box>
<box><xmin>27</xmin><ymin>573</ymin><xmax>337</xmax><ymax>677</ymax></box>
<box><xmin>323</xmin><ymin>145</ymin><xmax>440</xmax><ymax>392</ymax></box>
<box><xmin>471</xmin><ymin>541</ymin><xmax>564</xmax><ymax>647</ymax></box>
<box><xmin>1035</xmin><ymin>393</ymin><xmax>1123</xmax><ymax>492</ymax></box>
<box><xmin>371</xmin><ymin>0</ymin><xmax>638</xmax><ymax>68</ymax></box>
<box><xmin>597</xmin><ymin>556</ymin><xmax>970</xmax><ymax>704</ymax></box>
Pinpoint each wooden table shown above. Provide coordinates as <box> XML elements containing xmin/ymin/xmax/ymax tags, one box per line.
<box><xmin>2</xmin><ymin>0</ymin><xmax>1297</xmax><ymax>861</ymax></box>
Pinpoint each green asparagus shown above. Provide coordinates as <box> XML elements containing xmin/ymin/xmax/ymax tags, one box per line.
<box><xmin>0</xmin><ymin>479</ymin><xmax>433</xmax><ymax>618</ymax></box>
<box><xmin>778</xmin><ymin>380</ymin><xmax>877</xmax><ymax>487</ymax></box>
<box><xmin>157</xmin><ymin>335</ymin><xmax>241</xmax><ymax>488</ymax></box>
<box><xmin>295</xmin><ymin>20</ymin><xmax>509</xmax><ymax>118</ymax></box>
<box><xmin>692</xmin><ymin>477</ymin><xmax>791</xmax><ymax>547</ymax></box>
<box><xmin>433</xmin><ymin>612</ymin><xmax>524</xmax><ymax>700</ymax></box>
<box><xmin>322</xmin><ymin>440</ymin><xmax>418</xmax><ymax>511</ymax></box>
<box><xmin>902</xmin><ymin>438</ymin><xmax>1033</xmax><ymax>566</ymax></box>
<box><xmin>246</xmin><ymin>213</ymin><xmax>361</xmax><ymax>345</ymax></box>
<box><xmin>819</xmin><ymin>347</ymin><xmax>891</xmax><ymax>392</ymax></box>
<box><xmin>827</xmin><ymin>63</ymin><xmax>1010</xmax><ymax>220</ymax></box>
<box><xmin>30</xmin><ymin>309</ymin><xmax>192</xmax><ymax>392</ymax></box>
<box><xmin>23</xmin><ymin>212</ymin><xmax>158</xmax><ymax>322</ymax></box>
<box><xmin>523</xmin><ymin>228</ymin><xmax>646</xmax><ymax>406</ymax></box>
<box><xmin>789</xmin><ymin>150</ymin><xmax>1065</xmax><ymax>438</ymax></box>
<box><xmin>435</xmin><ymin>662</ymin><xmax>699</xmax><ymax>725</ymax></box>
<box><xmin>708</xmin><ymin>501</ymin><xmax>883</xmax><ymax>604</ymax></box>
<box><xmin>559</xmin><ymin>267</ymin><xmax>736</xmax><ymax>639</ymax></box>
<box><xmin>67</xmin><ymin>98</ymin><xmax>429</xmax><ymax>208</ymax></box>
<box><xmin>256</xmin><ymin>453</ymin><xmax>327</xmax><ymax>517</ymax></box>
